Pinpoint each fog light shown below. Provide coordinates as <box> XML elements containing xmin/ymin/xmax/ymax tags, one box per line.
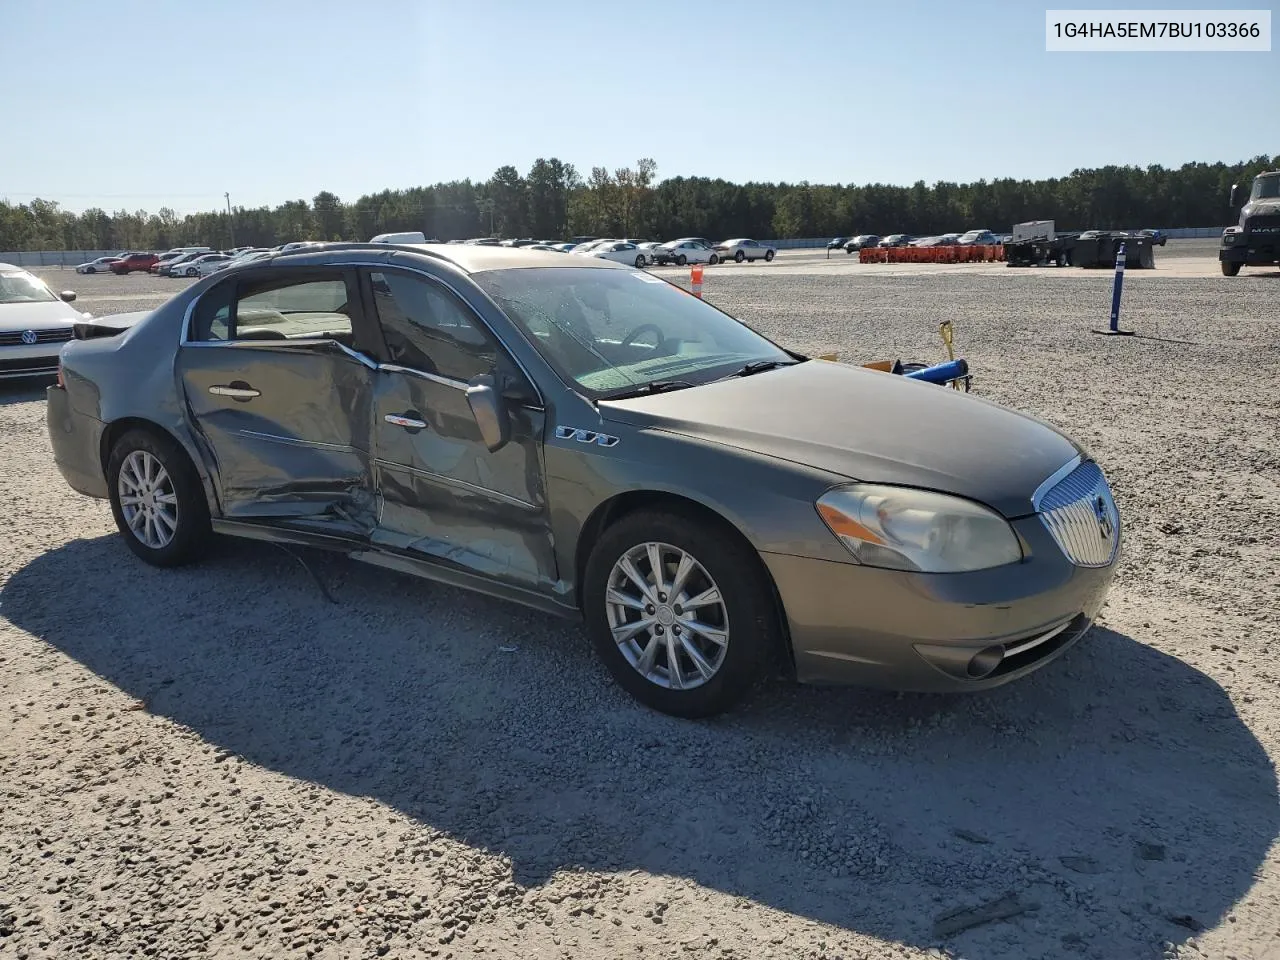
<box><xmin>966</xmin><ymin>646</ymin><xmax>1004</xmax><ymax>679</ymax></box>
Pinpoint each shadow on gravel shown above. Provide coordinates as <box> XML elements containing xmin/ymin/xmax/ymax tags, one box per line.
<box><xmin>6</xmin><ymin>534</ymin><xmax>1277</xmax><ymax>955</ymax></box>
<box><xmin>0</xmin><ymin>378</ymin><xmax>53</xmax><ymax>406</ymax></box>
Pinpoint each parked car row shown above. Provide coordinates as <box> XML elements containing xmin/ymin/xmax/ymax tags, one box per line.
<box><xmin>409</xmin><ymin>235</ymin><xmax>781</xmax><ymax>267</ymax></box>
<box><xmin>828</xmin><ymin>230</ymin><xmax>1008</xmax><ymax>254</ymax></box>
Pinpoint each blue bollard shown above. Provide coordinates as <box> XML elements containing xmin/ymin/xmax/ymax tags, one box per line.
<box><xmin>1093</xmin><ymin>241</ymin><xmax>1136</xmax><ymax>336</ymax></box>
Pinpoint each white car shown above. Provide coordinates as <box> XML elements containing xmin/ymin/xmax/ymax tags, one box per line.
<box><xmin>75</xmin><ymin>256</ymin><xmax>122</xmax><ymax>274</ymax></box>
<box><xmin>636</xmin><ymin>241</ymin><xmax>664</xmax><ymax>264</ymax></box>
<box><xmin>590</xmin><ymin>241</ymin><xmax>648</xmax><ymax>268</ymax></box>
<box><xmin>174</xmin><ymin>253</ymin><xmax>233</xmax><ymax>278</ymax></box>
<box><xmin>0</xmin><ymin>264</ymin><xmax>91</xmax><ymax>379</ymax></box>
<box><xmin>713</xmin><ymin>238</ymin><xmax>777</xmax><ymax>263</ymax></box>
<box><xmin>655</xmin><ymin>239</ymin><xmax>720</xmax><ymax>265</ymax></box>
<box><xmin>570</xmin><ymin>239</ymin><xmax>614</xmax><ymax>255</ymax></box>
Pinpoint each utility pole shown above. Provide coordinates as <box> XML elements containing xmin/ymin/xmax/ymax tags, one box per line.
<box><xmin>224</xmin><ymin>192</ymin><xmax>236</xmax><ymax>248</ymax></box>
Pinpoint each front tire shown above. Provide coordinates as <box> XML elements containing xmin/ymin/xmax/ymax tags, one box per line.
<box><xmin>765</xmin><ymin>249</ymin><xmax>775</xmax><ymax>261</ymax></box>
<box><xmin>734</xmin><ymin>250</ymin><xmax>745</xmax><ymax>263</ymax></box>
<box><xmin>107</xmin><ymin>429</ymin><xmax>211</xmax><ymax>567</ymax></box>
<box><xmin>709</xmin><ymin>254</ymin><xmax>719</xmax><ymax>265</ymax></box>
<box><xmin>185</xmin><ymin>267</ymin><xmax>198</xmax><ymax>277</ymax></box>
<box><xmin>583</xmin><ymin>508</ymin><xmax>781</xmax><ymax>718</ymax></box>
<box><xmin>86</xmin><ymin>267</ymin><xmax>96</xmax><ymax>274</ymax></box>
<box><xmin>635</xmin><ymin>254</ymin><xmax>646</xmax><ymax>268</ymax></box>
<box><xmin>1221</xmin><ymin>260</ymin><xmax>1242</xmax><ymax>276</ymax></box>
<box><xmin>676</xmin><ymin>254</ymin><xmax>687</xmax><ymax>266</ymax></box>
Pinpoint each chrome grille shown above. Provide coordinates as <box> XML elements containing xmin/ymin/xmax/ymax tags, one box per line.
<box><xmin>0</xmin><ymin>328</ymin><xmax>74</xmax><ymax>347</ymax></box>
<box><xmin>1036</xmin><ymin>460</ymin><xmax>1120</xmax><ymax>567</ymax></box>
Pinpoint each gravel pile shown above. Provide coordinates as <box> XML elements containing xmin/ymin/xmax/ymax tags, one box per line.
<box><xmin>1</xmin><ymin>250</ymin><xmax>1278</xmax><ymax>959</ymax></box>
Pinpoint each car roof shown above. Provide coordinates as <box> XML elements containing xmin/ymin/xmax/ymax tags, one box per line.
<box><xmin>269</xmin><ymin>241</ymin><xmax>623</xmax><ymax>275</ymax></box>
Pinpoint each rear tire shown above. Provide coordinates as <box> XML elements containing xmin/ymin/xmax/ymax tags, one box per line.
<box><xmin>583</xmin><ymin>507</ymin><xmax>781</xmax><ymax>718</ymax></box>
<box><xmin>1221</xmin><ymin>260</ymin><xmax>1242</xmax><ymax>277</ymax></box>
<box><xmin>107</xmin><ymin>428</ymin><xmax>211</xmax><ymax>567</ymax></box>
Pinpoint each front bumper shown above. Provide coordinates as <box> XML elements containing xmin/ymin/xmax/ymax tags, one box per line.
<box><xmin>46</xmin><ymin>383</ymin><xmax>110</xmax><ymax>498</ymax></box>
<box><xmin>0</xmin><ymin>342</ymin><xmax>64</xmax><ymax>380</ymax></box>
<box><xmin>1220</xmin><ymin>234</ymin><xmax>1280</xmax><ymax>265</ymax></box>
<box><xmin>764</xmin><ymin>514</ymin><xmax>1117</xmax><ymax>692</ymax></box>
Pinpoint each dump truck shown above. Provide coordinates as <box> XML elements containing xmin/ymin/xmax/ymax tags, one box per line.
<box><xmin>1220</xmin><ymin>170</ymin><xmax>1280</xmax><ymax>276</ymax></box>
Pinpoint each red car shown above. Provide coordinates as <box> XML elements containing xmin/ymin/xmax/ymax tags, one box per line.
<box><xmin>109</xmin><ymin>253</ymin><xmax>159</xmax><ymax>274</ymax></box>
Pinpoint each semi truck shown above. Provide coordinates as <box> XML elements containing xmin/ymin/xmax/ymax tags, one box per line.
<box><xmin>1220</xmin><ymin>170</ymin><xmax>1280</xmax><ymax>276</ymax></box>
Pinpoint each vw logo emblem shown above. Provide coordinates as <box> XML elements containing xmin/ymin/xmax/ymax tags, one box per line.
<box><xmin>20</xmin><ymin>330</ymin><xmax>38</xmax><ymax>345</ymax></box>
<box><xmin>1094</xmin><ymin>495</ymin><xmax>1114</xmax><ymax>541</ymax></box>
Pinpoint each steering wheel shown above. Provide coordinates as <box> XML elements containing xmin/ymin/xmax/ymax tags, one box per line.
<box><xmin>621</xmin><ymin>323</ymin><xmax>666</xmax><ymax>350</ymax></box>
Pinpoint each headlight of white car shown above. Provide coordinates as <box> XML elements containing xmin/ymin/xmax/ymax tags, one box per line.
<box><xmin>816</xmin><ymin>483</ymin><xmax>1022</xmax><ymax>573</ymax></box>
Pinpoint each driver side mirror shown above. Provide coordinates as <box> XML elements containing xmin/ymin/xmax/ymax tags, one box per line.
<box><xmin>466</xmin><ymin>374</ymin><xmax>511</xmax><ymax>452</ymax></box>
<box><xmin>59</xmin><ymin>290</ymin><xmax>76</xmax><ymax>302</ymax></box>
<box><xmin>1230</xmin><ymin>183</ymin><xmax>1240</xmax><ymax>208</ymax></box>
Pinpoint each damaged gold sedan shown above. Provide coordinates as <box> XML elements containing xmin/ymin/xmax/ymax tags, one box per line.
<box><xmin>47</xmin><ymin>243</ymin><xmax>1120</xmax><ymax>717</ymax></box>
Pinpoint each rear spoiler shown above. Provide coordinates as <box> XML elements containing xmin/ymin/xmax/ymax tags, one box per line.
<box><xmin>73</xmin><ymin>321</ymin><xmax>131</xmax><ymax>340</ymax></box>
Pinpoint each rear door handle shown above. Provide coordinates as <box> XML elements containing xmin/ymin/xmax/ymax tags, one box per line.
<box><xmin>209</xmin><ymin>382</ymin><xmax>260</xmax><ymax>401</ymax></box>
<box><xmin>385</xmin><ymin>413</ymin><xmax>427</xmax><ymax>430</ymax></box>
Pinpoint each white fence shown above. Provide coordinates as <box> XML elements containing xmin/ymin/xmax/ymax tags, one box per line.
<box><xmin>0</xmin><ymin>227</ymin><xmax>1230</xmax><ymax>268</ymax></box>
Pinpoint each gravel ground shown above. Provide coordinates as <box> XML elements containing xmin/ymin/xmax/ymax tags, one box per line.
<box><xmin>2</xmin><ymin>245</ymin><xmax>1279</xmax><ymax>960</ymax></box>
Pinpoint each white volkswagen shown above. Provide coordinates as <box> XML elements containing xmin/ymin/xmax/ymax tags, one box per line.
<box><xmin>0</xmin><ymin>265</ymin><xmax>91</xmax><ymax>380</ymax></box>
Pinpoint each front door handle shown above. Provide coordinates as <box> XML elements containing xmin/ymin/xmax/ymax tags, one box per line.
<box><xmin>209</xmin><ymin>381</ymin><xmax>260</xmax><ymax>401</ymax></box>
<box><xmin>384</xmin><ymin>412</ymin><xmax>427</xmax><ymax>431</ymax></box>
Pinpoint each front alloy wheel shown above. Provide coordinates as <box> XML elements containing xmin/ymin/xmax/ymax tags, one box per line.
<box><xmin>605</xmin><ymin>542</ymin><xmax>730</xmax><ymax>691</ymax></box>
<box><xmin>676</xmin><ymin>254</ymin><xmax>687</xmax><ymax>266</ymax></box>
<box><xmin>584</xmin><ymin>508</ymin><xmax>781</xmax><ymax>717</ymax></box>
<box><xmin>734</xmin><ymin>250</ymin><xmax>745</xmax><ymax>263</ymax></box>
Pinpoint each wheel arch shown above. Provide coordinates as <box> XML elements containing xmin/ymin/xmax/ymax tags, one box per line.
<box><xmin>573</xmin><ymin>489</ymin><xmax>796</xmax><ymax>675</ymax></box>
<box><xmin>100</xmin><ymin>417</ymin><xmax>218</xmax><ymax>514</ymax></box>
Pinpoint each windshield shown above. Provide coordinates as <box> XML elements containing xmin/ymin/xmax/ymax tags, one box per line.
<box><xmin>474</xmin><ymin>266</ymin><xmax>794</xmax><ymax>397</ymax></box>
<box><xmin>1251</xmin><ymin>176</ymin><xmax>1280</xmax><ymax>201</ymax></box>
<box><xmin>0</xmin><ymin>272</ymin><xmax>57</xmax><ymax>305</ymax></box>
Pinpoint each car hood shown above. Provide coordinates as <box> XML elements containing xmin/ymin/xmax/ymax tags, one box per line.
<box><xmin>0</xmin><ymin>299</ymin><xmax>88</xmax><ymax>330</ymax></box>
<box><xmin>1244</xmin><ymin>198</ymin><xmax>1280</xmax><ymax>220</ymax></box>
<box><xmin>600</xmin><ymin>360</ymin><xmax>1080</xmax><ymax>518</ymax></box>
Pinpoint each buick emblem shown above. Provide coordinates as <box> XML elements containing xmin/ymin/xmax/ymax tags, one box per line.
<box><xmin>20</xmin><ymin>330</ymin><xmax>38</xmax><ymax>345</ymax></box>
<box><xmin>1094</xmin><ymin>495</ymin><xmax>1114</xmax><ymax>540</ymax></box>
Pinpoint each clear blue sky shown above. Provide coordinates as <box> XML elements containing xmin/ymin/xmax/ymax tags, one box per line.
<box><xmin>3</xmin><ymin>0</ymin><xmax>1275</xmax><ymax>214</ymax></box>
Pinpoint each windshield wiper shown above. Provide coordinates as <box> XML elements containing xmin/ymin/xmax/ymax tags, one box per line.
<box><xmin>599</xmin><ymin>379</ymin><xmax>697</xmax><ymax>400</ymax></box>
<box><xmin>716</xmin><ymin>358</ymin><xmax>800</xmax><ymax>381</ymax></box>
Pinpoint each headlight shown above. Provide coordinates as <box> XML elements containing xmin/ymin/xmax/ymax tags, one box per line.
<box><xmin>815</xmin><ymin>484</ymin><xmax>1022</xmax><ymax>573</ymax></box>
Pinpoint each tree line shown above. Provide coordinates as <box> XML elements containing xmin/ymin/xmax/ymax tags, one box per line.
<box><xmin>1</xmin><ymin>154</ymin><xmax>1275</xmax><ymax>252</ymax></box>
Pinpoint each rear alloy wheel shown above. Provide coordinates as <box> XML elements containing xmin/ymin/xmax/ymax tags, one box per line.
<box><xmin>1221</xmin><ymin>261</ymin><xmax>1242</xmax><ymax>277</ymax></box>
<box><xmin>584</xmin><ymin>509</ymin><xmax>781</xmax><ymax>718</ymax></box>
<box><xmin>107</xmin><ymin>429</ymin><xmax>210</xmax><ymax>567</ymax></box>
<box><xmin>734</xmin><ymin>250</ymin><xmax>745</xmax><ymax>263</ymax></box>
